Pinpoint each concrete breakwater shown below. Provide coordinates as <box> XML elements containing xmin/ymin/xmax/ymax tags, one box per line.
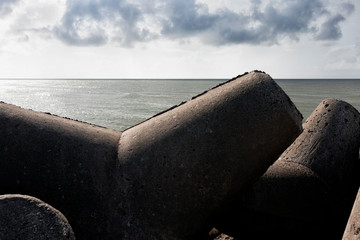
<box><xmin>0</xmin><ymin>71</ymin><xmax>358</xmax><ymax>239</ymax></box>
<box><xmin>213</xmin><ymin>98</ymin><xmax>360</xmax><ymax>239</ymax></box>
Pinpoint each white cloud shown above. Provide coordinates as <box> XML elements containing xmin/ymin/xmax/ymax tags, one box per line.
<box><xmin>326</xmin><ymin>43</ymin><xmax>360</xmax><ymax>70</ymax></box>
<box><xmin>10</xmin><ymin>0</ymin><xmax>64</xmax><ymax>38</ymax></box>
<box><xmin>0</xmin><ymin>0</ymin><xmax>359</xmax><ymax>78</ymax></box>
<box><xmin>0</xmin><ymin>0</ymin><xmax>20</xmax><ymax>16</ymax></box>
<box><xmin>0</xmin><ymin>0</ymin><xmax>65</xmax><ymax>54</ymax></box>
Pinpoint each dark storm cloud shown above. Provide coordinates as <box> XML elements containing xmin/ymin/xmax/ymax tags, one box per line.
<box><xmin>55</xmin><ymin>0</ymin><xmax>356</xmax><ymax>47</ymax></box>
<box><xmin>0</xmin><ymin>0</ymin><xmax>20</xmax><ymax>16</ymax></box>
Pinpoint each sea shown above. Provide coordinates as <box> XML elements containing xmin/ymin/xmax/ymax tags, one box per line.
<box><xmin>0</xmin><ymin>78</ymin><xmax>359</xmax><ymax>131</ymax></box>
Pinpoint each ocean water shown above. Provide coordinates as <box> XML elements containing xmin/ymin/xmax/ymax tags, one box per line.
<box><xmin>0</xmin><ymin>78</ymin><xmax>359</xmax><ymax>131</ymax></box>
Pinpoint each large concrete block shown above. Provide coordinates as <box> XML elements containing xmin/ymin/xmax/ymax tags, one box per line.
<box><xmin>0</xmin><ymin>194</ymin><xmax>75</xmax><ymax>239</ymax></box>
<box><xmin>114</xmin><ymin>71</ymin><xmax>303</xmax><ymax>239</ymax></box>
<box><xmin>0</xmin><ymin>71</ymin><xmax>303</xmax><ymax>239</ymax></box>
<box><xmin>218</xmin><ymin>99</ymin><xmax>360</xmax><ymax>239</ymax></box>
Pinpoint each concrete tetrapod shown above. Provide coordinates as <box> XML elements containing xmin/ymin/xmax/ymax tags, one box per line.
<box><xmin>0</xmin><ymin>194</ymin><xmax>75</xmax><ymax>239</ymax></box>
<box><xmin>114</xmin><ymin>71</ymin><xmax>302</xmax><ymax>239</ymax></box>
<box><xmin>0</xmin><ymin>71</ymin><xmax>303</xmax><ymax>239</ymax></box>
<box><xmin>217</xmin><ymin>99</ymin><xmax>360</xmax><ymax>240</ymax></box>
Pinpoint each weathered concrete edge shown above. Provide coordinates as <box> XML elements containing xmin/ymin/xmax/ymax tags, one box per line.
<box><xmin>0</xmin><ymin>100</ymin><xmax>117</xmax><ymax>131</ymax></box>
<box><xmin>123</xmin><ymin>70</ymin><xmax>303</xmax><ymax>132</ymax></box>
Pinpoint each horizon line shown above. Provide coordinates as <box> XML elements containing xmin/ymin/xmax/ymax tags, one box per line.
<box><xmin>0</xmin><ymin>77</ymin><xmax>359</xmax><ymax>80</ymax></box>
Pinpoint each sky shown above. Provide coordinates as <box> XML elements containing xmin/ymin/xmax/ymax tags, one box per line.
<box><xmin>0</xmin><ymin>0</ymin><xmax>359</xmax><ymax>79</ymax></box>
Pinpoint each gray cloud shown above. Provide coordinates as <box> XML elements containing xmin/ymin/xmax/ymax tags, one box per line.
<box><xmin>159</xmin><ymin>0</ymin><xmax>218</xmax><ymax>37</ymax></box>
<box><xmin>341</xmin><ymin>2</ymin><xmax>356</xmax><ymax>15</ymax></box>
<box><xmin>0</xmin><ymin>0</ymin><xmax>20</xmax><ymax>16</ymax></box>
<box><xmin>316</xmin><ymin>14</ymin><xmax>345</xmax><ymax>40</ymax></box>
<box><xmin>55</xmin><ymin>0</ymin><xmax>153</xmax><ymax>46</ymax></box>
<box><xmin>54</xmin><ymin>0</ymin><xmax>356</xmax><ymax>47</ymax></box>
<box><xmin>202</xmin><ymin>0</ymin><xmax>327</xmax><ymax>45</ymax></box>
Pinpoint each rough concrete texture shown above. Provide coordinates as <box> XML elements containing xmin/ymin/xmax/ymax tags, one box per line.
<box><xmin>0</xmin><ymin>71</ymin><xmax>303</xmax><ymax>239</ymax></box>
<box><xmin>0</xmin><ymin>194</ymin><xmax>75</xmax><ymax>239</ymax></box>
<box><xmin>343</xmin><ymin>188</ymin><xmax>360</xmax><ymax>240</ymax></box>
<box><xmin>215</xmin><ymin>98</ymin><xmax>360</xmax><ymax>240</ymax></box>
<box><xmin>115</xmin><ymin>71</ymin><xmax>303</xmax><ymax>239</ymax></box>
<box><xmin>0</xmin><ymin>103</ymin><xmax>122</xmax><ymax>239</ymax></box>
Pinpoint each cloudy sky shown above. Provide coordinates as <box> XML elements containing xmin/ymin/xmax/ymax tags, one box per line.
<box><xmin>0</xmin><ymin>0</ymin><xmax>359</xmax><ymax>79</ymax></box>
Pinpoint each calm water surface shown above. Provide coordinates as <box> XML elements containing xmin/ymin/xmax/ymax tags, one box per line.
<box><xmin>0</xmin><ymin>79</ymin><xmax>359</xmax><ymax>131</ymax></box>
